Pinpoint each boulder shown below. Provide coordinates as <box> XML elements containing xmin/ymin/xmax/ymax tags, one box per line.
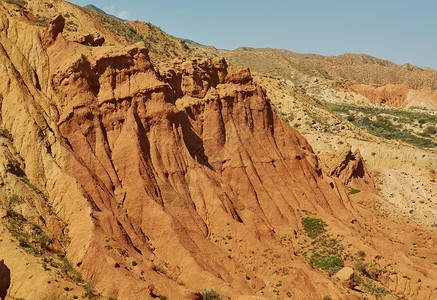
<box><xmin>72</xmin><ymin>33</ymin><xmax>105</xmax><ymax>46</ymax></box>
<box><xmin>334</xmin><ymin>267</ymin><xmax>355</xmax><ymax>289</ymax></box>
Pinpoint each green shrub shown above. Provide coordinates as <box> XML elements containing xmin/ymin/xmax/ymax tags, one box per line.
<box><xmin>36</xmin><ymin>233</ymin><xmax>51</xmax><ymax>248</ymax></box>
<box><xmin>82</xmin><ymin>283</ymin><xmax>98</xmax><ymax>299</ymax></box>
<box><xmin>199</xmin><ymin>288</ymin><xmax>223</xmax><ymax>300</ymax></box>
<box><xmin>301</xmin><ymin>217</ymin><xmax>326</xmax><ymax>238</ymax></box>
<box><xmin>357</xmin><ymin>250</ymin><xmax>366</xmax><ymax>257</ymax></box>
<box><xmin>8</xmin><ymin>194</ymin><xmax>22</xmax><ymax>206</ymax></box>
<box><xmin>309</xmin><ymin>254</ymin><xmax>344</xmax><ymax>275</ymax></box>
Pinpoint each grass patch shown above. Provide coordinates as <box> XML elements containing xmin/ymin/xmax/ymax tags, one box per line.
<box><xmin>309</xmin><ymin>253</ymin><xmax>344</xmax><ymax>275</ymax></box>
<box><xmin>301</xmin><ymin>217</ymin><xmax>326</xmax><ymax>238</ymax></box>
<box><xmin>349</xmin><ymin>187</ymin><xmax>361</xmax><ymax>195</ymax></box>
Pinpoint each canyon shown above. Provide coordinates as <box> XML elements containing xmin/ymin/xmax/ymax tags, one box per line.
<box><xmin>0</xmin><ymin>1</ymin><xmax>436</xmax><ymax>300</ymax></box>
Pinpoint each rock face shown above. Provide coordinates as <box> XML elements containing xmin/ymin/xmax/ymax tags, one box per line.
<box><xmin>0</xmin><ymin>260</ymin><xmax>10</xmax><ymax>300</ymax></box>
<box><xmin>334</xmin><ymin>267</ymin><xmax>355</xmax><ymax>289</ymax></box>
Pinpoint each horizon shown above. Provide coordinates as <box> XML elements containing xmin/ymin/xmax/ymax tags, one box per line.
<box><xmin>67</xmin><ymin>0</ymin><xmax>437</xmax><ymax>70</ymax></box>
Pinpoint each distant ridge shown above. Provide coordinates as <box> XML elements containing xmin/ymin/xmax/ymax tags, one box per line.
<box><xmin>224</xmin><ymin>47</ymin><xmax>437</xmax><ymax>91</ymax></box>
<box><xmin>180</xmin><ymin>38</ymin><xmax>204</xmax><ymax>47</ymax></box>
<box><xmin>84</xmin><ymin>4</ymin><xmax>125</xmax><ymax>21</ymax></box>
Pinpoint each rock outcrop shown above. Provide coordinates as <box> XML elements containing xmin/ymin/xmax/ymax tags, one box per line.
<box><xmin>0</xmin><ymin>260</ymin><xmax>10</xmax><ymax>300</ymax></box>
<box><xmin>71</xmin><ymin>32</ymin><xmax>105</xmax><ymax>46</ymax></box>
<box><xmin>320</xmin><ymin>145</ymin><xmax>373</xmax><ymax>186</ymax></box>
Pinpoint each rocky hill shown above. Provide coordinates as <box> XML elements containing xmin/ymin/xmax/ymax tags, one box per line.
<box><xmin>0</xmin><ymin>1</ymin><xmax>437</xmax><ymax>300</ymax></box>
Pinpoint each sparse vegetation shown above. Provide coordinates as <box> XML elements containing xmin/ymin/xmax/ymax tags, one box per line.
<box><xmin>299</xmin><ymin>217</ymin><xmax>347</xmax><ymax>275</ymax></box>
<box><xmin>5</xmin><ymin>0</ymin><xmax>27</xmax><ymax>8</ymax></box>
<box><xmin>354</xmin><ymin>273</ymin><xmax>389</xmax><ymax>297</ymax></box>
<box><xmin>180</xmin><ymin>40</ymin><xmax>189</xmax><ymax>50</ymax></box>
<box><xmin>19</xmin><ymin>176</ymin><xmax>46</xmax><ymax>197</ymax></box>
<box><xmin>0</xmin><ymin>128</ymin><xmax>12</xmax><ymax>139</ymax></box>
<box><xmin>36</xmin><ymin>16</ymin><xmax>49</xmax><ymax>27</ymax></box>
<box><xmin>326</xmin><ymin>102</ymin><xmax>437</xmax><ymax>148</ymax></box>
<box><xmin>306</xmin><ymin>236</ymin><xmax>345</xmax><ymax>275</ymax></box>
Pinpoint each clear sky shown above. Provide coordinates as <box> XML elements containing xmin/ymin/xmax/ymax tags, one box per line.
<box><xmin>67</xmin><ymin>0</ymin><xmax>437</xmax><ymax>70</ymax></box>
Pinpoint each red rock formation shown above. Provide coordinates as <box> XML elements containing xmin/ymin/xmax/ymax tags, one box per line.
<box><xmin>335</xmin><ymin>80</ymin><xmax>437</xmax><ymax>109</ymax></box>
<box><xmin>43</xmin><ymin>15</ymin><xmax>359</xmax><ymax>298</ymax></box>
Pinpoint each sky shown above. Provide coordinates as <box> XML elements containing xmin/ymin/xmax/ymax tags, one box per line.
<box><xmin>67</xmin><ymin>0</ymin><xmax>437</xmax><ymax>70</ymax></box>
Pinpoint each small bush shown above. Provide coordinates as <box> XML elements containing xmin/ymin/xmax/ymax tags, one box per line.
<box><xmin>82</xmin><ymin>283</ymin><xmax>98</xmax><ymax>299</ymax></box>
<box><xmin>357</xmin><ymin>250</ymin><xmax>366</xmax><ymax>257</ymax></box>
<box><xmin>132</xmin><ymin>261</ymin><xmax>137</xmax><ymax>266</ymax></box>
<box><xmin>153</xmin><ymin>265</ymin><xmax>166</xmax><ymax>274</ymax></box>
<box><xmin>36</xmin><ymin>233</ymin><xmax>52</xmax><ymax>248</ymax></box>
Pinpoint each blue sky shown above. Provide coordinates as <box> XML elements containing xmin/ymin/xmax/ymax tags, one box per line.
<box><xmin>67</xmin><ymin>0</ymin><xmax>437</xmax><ymax>70</ymax></box>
